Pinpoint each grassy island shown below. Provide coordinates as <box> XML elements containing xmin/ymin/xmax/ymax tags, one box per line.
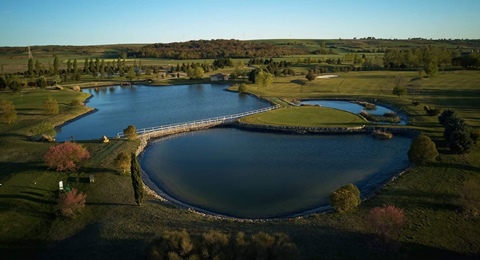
<box><xmin>240</xmin><ymin>106</ymin><xmax>367</xmax><ymax>127</ymax></box>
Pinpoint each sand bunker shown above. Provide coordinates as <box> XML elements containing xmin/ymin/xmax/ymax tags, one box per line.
<box><xmin>316</xmin><ymin>75</ymin><xmax>338</xmax><ymax>79</ymax></box>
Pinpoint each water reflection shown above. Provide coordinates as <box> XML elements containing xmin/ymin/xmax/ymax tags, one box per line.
<box><xmin>55</xmin><ymin>84</ymin><xmax>269</xmax><ymax>141</ymax></box>
<box><xmin>141</xmin><ymin>128</ymin><xmax>411</xmax><ymax>218</ymax></box>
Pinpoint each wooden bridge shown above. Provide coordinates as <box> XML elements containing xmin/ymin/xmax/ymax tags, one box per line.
<box><xmin>117</xmin><ymin>105</ymin><xmax>280</xmax><ymax>140</ymax></box>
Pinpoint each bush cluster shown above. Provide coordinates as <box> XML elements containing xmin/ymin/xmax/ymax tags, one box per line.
<box><xmin>359</xmin><ymin>110</ymin><xmax>401</xmax><ymax>124</ymax></box>
<box><xmin>145</xmin><ymin>230</ymin><xmax>298</xmax><ymax>260</ymax></box>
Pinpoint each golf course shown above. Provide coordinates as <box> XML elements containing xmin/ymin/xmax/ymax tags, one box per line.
<box><xmin>0</xmin><ymin>39</ymin><xmax>479</xmax><ymax>259</ymax></box>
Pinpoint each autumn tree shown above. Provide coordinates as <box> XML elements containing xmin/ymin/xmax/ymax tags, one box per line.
<box><xmin>130</xmin><ymin>152</ymin><xmax>144</xmax><ymax>206</ymax></box>
<box><xmin>329</xmin><ymin>183</ymin><xmax>361</xmax><ymax>213</ymax></box>
<box><xmin>43</xmin><ymin>96</ymin><xmax>59</xmax><ymax>115</ymax></box>
<box><xmin>408</xmin><ymin>134</ymin><xmax>438</xmax><ymax>165</ymax></box>
<box><xmin>1</xmin><ymin>99</ymin><xmax>17</xmax><ymax>124</ymax></box>
<box><xmin>114</xmin><ymin>152</ymin><xmax>130</xmax><ymax>174</ymax></box>
<box><xmin>56</xmin><ymin>188</ymin><xmax>87</xmax><ymax>218</ymax></box>
<box><xmin>366</xmin><ymin>205</ymin><xmax>405</xmax><ymax>247</ymax></box>
<box><xmin>44</xmin><ymin>142</ymin><xmax>90</xmax><ymax>172</ymax></box>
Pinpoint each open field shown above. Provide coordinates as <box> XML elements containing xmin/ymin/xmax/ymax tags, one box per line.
<box><xmin>1</xmin><ymin>62</ymin><xmax>480</xmax><ymax>259</ymax></box>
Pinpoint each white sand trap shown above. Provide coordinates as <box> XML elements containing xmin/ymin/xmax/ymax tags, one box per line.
<box><xmin>316</xmin><ymin>74</ymin><xmax>338</xmax><ymax>79</ymax></box>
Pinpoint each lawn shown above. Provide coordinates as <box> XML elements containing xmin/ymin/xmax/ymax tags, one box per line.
<box><xmin>0</xmin><ymin>69</ymin><xmax>479</xmax><ymax>259</ymax></box>
<box><xmin>239</xmin><ymin>106</ymin><xmax>367</xmax><ymax>127</ymax></box>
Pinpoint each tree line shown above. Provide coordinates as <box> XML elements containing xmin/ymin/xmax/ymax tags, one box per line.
<box><xmin>139</xmin><ymin>39</ymin><xmax>309</xmax><ymax>59</ymax></box>
<box><xmin>383</xmin><ymin>46</ymin><xmax>480</xmax><ymax>71</ymax></box>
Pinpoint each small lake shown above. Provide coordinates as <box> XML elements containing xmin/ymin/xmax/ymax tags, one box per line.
<box><xmin>300</xmin><ymin>100</ymin><xmax>407</xmax><ymax>125</ymax></box>
<box><xmin>141</xmin><ymin>128</ymin><xmax>411</xmax><ymax>219</ymax></box>
<box><xmin>55</xmin><ymin>84</ymin><xmax>270</xmax><ymax>141</ymax></box>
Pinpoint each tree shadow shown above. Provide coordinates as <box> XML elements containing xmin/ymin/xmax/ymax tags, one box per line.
<box><xmin>0</xmin><ymin>162</ymin><xmax>46</xmax><ymax>182</ymax></box>
<box><xmin>366</xmin><ymin>188</ymin><xmax>459</xmax><ymax>212</ymax></box>
<box><xmin>429</xmin><ymin>162</ymin><xmax>480</xmax><ymax>174</ymax></box>
<box><xmin>0</xmin><ymin>194</ymin><xmax>55</xmax><ymax>205</ymax></box>
<box><xmin>290</xmin><ymin>79</ymin><xmax>306</xmax><ymax>85</ymax></box>
<box><xmin>402</xmin><ymin>240</ymin><xmax>479</xmax><ymax>260</ymax></box>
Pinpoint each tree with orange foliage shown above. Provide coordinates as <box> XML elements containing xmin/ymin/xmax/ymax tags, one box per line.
<box><xmin>44</xmin><ymin>142</ymin><xmax>90</xmax><ymax>172</ymax></box>
<box><xmin>366</xmin><ymin>204</ymin><xmax>405</xmax><ymax>248</ymax></box>
<box><xmin>56</xmin><ymin>188</ymin><xmax>86</xmax><ymax>218</ymax></box>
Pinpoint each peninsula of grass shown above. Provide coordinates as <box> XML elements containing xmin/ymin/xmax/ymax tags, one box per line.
<box><xmin>239</xmin><ymin>106</ymin><xmax>367</xmax><ymax>127</ymax></box>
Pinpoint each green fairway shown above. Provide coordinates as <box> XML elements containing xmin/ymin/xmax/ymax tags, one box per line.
<box><xmin>240</xmin><ymin>70</ymin><xmax>480</xmax><ymax>128</ymax></box>
<box><xmin>240</xmin><ymin>106</ymin><xmax>367</xmax><ymax>127</ymax></box>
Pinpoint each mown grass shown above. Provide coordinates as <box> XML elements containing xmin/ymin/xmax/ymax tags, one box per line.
<box><xmin>242</xmin><ymin>70</ymin><xmax>480</xmax><ymax>129</ymax></box>
<box><xmin>0</xmin><ymin>70</ymin><xmax>480</xmax><ymax>259</ymax></box>
<box><xmin>240</xmin><ymin>106</ymin><xmax>367</xmax><ymax>127</ymax></box>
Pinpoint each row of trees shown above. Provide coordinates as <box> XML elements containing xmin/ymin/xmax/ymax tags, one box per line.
<box><xmin>140</xmin><ymin>39</ymin><xmax>308</xmax><ymax>59</ymax></box>
<box><xmin>145</xmin><ymin>229</ymin><xmax>298</xmax><ymax>260</ymax></box>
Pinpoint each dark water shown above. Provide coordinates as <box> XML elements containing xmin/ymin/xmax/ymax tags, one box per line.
<box><xmin>141</xmin><ymin>128</ymin><xmax>411</xmax><ymax>219</ymax></box>
<box><xmin>55</xmin><ymin>84</ymin><xmax>270</xmax><ymax>141</ymax></box>
<box><xmin>301</xmin><ymin>100</ymin><xmax>407</xmax><ymax>125</ymax></box>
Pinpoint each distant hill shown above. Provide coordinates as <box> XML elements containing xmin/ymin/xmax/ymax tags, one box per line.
<box><xmin>0</xmin><ymin>38</ymin><xmax>479</xmax><ymax>60</ymax></box>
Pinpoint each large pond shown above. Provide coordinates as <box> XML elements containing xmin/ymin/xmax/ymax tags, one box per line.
<box><xmin>141</xmin><ymin>128</ymin><xmax>411</xmax><ymax>219</ymax></box>
<box><xmin>55</xmin><ymin>84</ymin><xmax>270</xmax><ymax>141</ymax></box>
<box><xmin>300</xmin><ymin>100</ymin><xmax>407</xmax><ymax>125</ymax></box>
<box><xmin>56</xmin><ymin>84</ymin><xmax>412</xmax><ymax>219</ymax></box>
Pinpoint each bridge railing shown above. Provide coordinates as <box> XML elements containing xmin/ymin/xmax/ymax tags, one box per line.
<box><xmin>116</xmin><ymin>105</ymin><xmax>279</xmax><ymax>138</ymax></box>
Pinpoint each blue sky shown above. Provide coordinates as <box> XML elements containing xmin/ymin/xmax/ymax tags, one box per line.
<box><xmin>1</xmin><ymin>0</ymin><xmax>479</xmax><ymax>46</ymax></box>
